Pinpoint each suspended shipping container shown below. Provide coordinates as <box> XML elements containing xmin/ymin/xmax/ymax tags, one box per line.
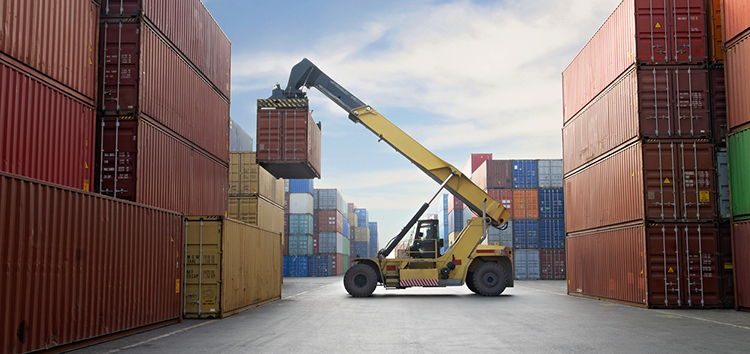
<box><xmin>564</xmin><ymin>140</ymin><xmax>716</xmax><ymax>234</ymax></box>
<box><xmin>183</xmin><ymin>216</ymin><xmax>282</xmax><ymax>319</ymax></box>
<box><xmin>567</xmin><ymin>222</ymin><xmax>733</xmax><ymax>308</ymax></box>
<box><xmin>0</xmin><ymin>172</ymin><xmax>182</xmax><ymax>354</ymax></box>
<box><xmin>96</xmin><ymin>117</ymin><xmax>228</xmax><ymax>215</ymax></box>
<box><xmin>728</xmin><ymin>127</ymin><xmax>750</xmax><ymax>219</ymax></box>
<box><xmin>733</xmin><ymin>220</ymin><xmax>750</xmax><ymax>311</ymax></box>
<box><xmin>228</xmin><ymin>196</ymin><xmax>285</xmax><ymax>234</ymax></box>
<box><xmin>725</xmin><ymin>34</ymin><xmax>750</xmax><ymax>131</ymax></box>
<box><xmin>0</xmin><ymin>0</ymin><xmax>99</xmax><ymax>101</ymax></box>
<box><xmin>1</xmin><ymin>60</ymin><xmax>95</xmax><ymax>191</ymax></box>
<box><xmin>256</xmin><ymin>99</ymin><xmax>321</xmax><ymax>179</ymax></box>
<box><xmin>99</xmin><ymin>20</ymin><xmax>229</xmax><ymax>162</ymax></box>
<box><xmin>472</xmin><ymin>160</ymin><xmax>512</xmax><ymax>190</ymax></box>
<box><xmin>562</xmin><ymin>66</ymin><xmax>712</xmax><ymax>175</ymax></box>
<box><xmin>99</xmin><ymin>0</ymin><xmax>231</xmax><ymax>99</ymax></box>
<box><xmin>515</xmin><ymin>249</ymin><xmax>541</xmax><ymax>280</ymax></box>
<box><xmin>538</xmin><ymin>159</ymin><xmax>563</xmax><ymax>188</ymax></box>
<box><xmin>540</xmin><ymin>249</ymin><xmax>566</xmax><ymax>280</ymax></box>
<box><xmin>563</xmin><ymin>0</ymin><xmax>707</xmax><ymax>123</ymax></box>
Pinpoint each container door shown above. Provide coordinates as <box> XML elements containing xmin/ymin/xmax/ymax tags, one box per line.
<box><xmin>670</xmin><ymin>0</ymin><xmax>706</xmax><ymax>64</ymax></box>
<box><xmin>647</xmin><ymin>224</ymin><xmax>683</xmax><ymax>307</ymax></box>
<box><xmin>96</xmin><ymin>117</ymin><xmax>138</xmax><ymax>200</ymax></box>
<box><xmin>672</xmin><ymin>68</ymin><xmax>710</xmax><ymax>137</ymax></box>
<box><xmin>643</xmin><ymin>141</ymin><xmax>680</xmax><ymax>220</ymax></box>
<box><xmin>184</xmin><ymin>218</ymin><xmax>223</xmax><ymax>318</ymax></box>
<box><xmin>716</xmin><ymin>149</ymin><xmax>731</xmax><ymax>219</ymax></box>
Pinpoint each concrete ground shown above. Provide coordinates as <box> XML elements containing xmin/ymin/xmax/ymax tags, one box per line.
<box><xmin>70</xmin><ymin>277</ymin><xmax>750</xmax><ymax>354</ymax></box>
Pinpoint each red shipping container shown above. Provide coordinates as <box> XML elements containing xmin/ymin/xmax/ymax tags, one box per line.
<box><xmin>565</xmin><ymin>140</ymin><xmax>716</xmax><ymax>234</ymax></box>
<box><xmin>487</xmin><ymin>189</ymin><xmax>513</xmax><ymax>216</ymax></box>
<box><xmin>733</xmin><ymin>220</ymin><xmax>750</xmax><ymax>311</ymax></box>
<box><xmin>710</xmin><ymin>66</ymin><xmax>728</xmax><ymax>145</ymax></box>
<box><xmin>0</xmin><ymin>0</ymin><xmax>99</xmax><ymax>101</ymax></box>
<box><xmin>563</xmin><ymin>0</ymin><xmax>707</xmax><ymax>123</ymax></box>
<box><xmin>334</xmin><ymin>254</ymin><xmax>344</xmax><ymax>275</ymax></box>
<box><xmin>95</xmin><ymin>116</ymin><xmax>228</xmax><ymax>215</ymax></box>
<box><xmin>100</xmin><ymin>0</ymin><xmax>231</xmax><ymax>98</ymax></box>
<box><xmin>0</xmin><ymin>172</ymin><xmax>183</xmax><ymax>354</ymax></box>
<box><xmin>317</xmin><ymin>209</ymin><xmax>344</xmax><ymax>234</ymax></box>
<box><xmin>513</xmin><ymin>189</ymin><xmax>538</xmax><ymax>219</ymax></box>
<box><xmin>726</xmin><ymin>35</ymin><xmax>750</xmax><ymax>131</ymax></box>
<box><xmin>447</xmin><ymin>193</ymin><xmax>463</xmax><ymax>213</ymax></box>
<box><xmin>540</xmin><ymin>249</ymin><xmax>566</xmax><ymax>280</ymax></box>
<box><xmin>563</xmin><ymin>66</ymin><xmax>711</xmax><ymax>175</ymax></box>
<box><xmin>99</xmin><ymin>21</ymin><xmax>229</xmax><ymax>162</ymax></box>
<box><xmin>1</xmin><ymin>60</ymin><xmax>95</xmax><ymax>191</ymax></box>
<box><xmin>256</xmin><ymin>101</ymin><xmax>322</xmax><ymax>179</ymax></box>
<box><xmin>719</xmin><ymin>222</ymin><xmax>735</xmax><ymax>307</ymax></box>
<box><xmin>473</xmin><ymin>160</ymin><xmax>512</xmax><ymax>190</ymax></box>
<box><xmin>348</xmin><ymin>202</ymin><xmax>357</xmax><ymax>214</ymax></box>
<box><xmin>462</xmin><ymin>153</ymin><xmax>492</xmax><ymax>175</ymax></box>
<box><xmin>568</xmin><ymin>222</ymin><xmax>731</xmax><ymax>308</ymax></box>
<box><xmin>722</xmin><ymin>0</ymin><xmax>750</xmax><ymax>46</ymax></box>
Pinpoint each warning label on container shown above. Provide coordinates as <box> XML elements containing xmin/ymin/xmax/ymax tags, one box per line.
<box><xmin>664</xmin><ymin>178</ymin><xmax>671</xmax><ymax>184</ymax></box>
<box><xmin>699</xmin><ymin>191</ymin><xmax>710</xmax><ymax>203</ymax></box>
<box><xmin>667</xmin><ymin>267</ymin><xmax>675</xmax><ymax>273</ymax></box>
<box><xmin>725</xmin><ymin>262</ymin><xmax>734</xmax><ymax>269</ymax></box>
<box><xmin>655</xmin><ymin>22</ymin><xmax>662</xmax><ymax>28</ymax></box>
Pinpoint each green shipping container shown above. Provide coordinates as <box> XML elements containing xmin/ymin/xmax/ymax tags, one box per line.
<box><xmin>729</xmin><ymin>127</ymin><xmax>750</xmax><ymax>218</ymax></box>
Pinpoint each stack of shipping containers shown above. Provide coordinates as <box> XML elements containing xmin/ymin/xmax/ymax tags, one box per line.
<box><xmin>283</xmin><ymin>179</ymin><xmax>315</xmax><ymax>276</ymax></box>
<box><xmin>96</xmin><ymin>0</ymin><xmax>231</xmax><ymax>215</ymax></box>
<box><xmin>228</xmin><ymin>152</ymin><xmax>285</xmax><ymax>232</ymax></box>
<box><xmin>724</xmin><ymin>0</ymin><xmax>750</xmax><ymax>311</ymax></box>
<box><xmin>562</xmin><ymin>0</ymin><xmax>733</xmax><ymax>308</ymax></box>
<box><xmin>470</xmin><ymin>156</ymin><xmax>565</xmax><ymax>280</ymax></box>
<box><xmin>354</xmin><ymin>208</ymin><xmax>371</xmax><ymax>258</ymax></box>
<box><xmin>312</xmin><ymin>188</ymin><xmax>349</xmax><ymax>276</ymax></box>
<box><xmin>368</xmin><ymin>222</ymin><xmax>379</xmax><ymax>258</ymax></box>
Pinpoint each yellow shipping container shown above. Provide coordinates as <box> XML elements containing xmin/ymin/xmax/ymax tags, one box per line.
<box><xmin>228</xmin><ymin>196</ymin><xmax>284</xmax><ymax>234</ymax></box>
<box><xmin>229</xmin><ymin>152</ymin><xmax>285</xmax><ymax>206</ymax></box>
<box><xmin>347</xmin><ymin>212</ymin><xmax>358</xmax><ymax>228</ymax></box>
<box><xmin>354</xmin><ymin>226</ymin><xmax>370</xmax><ymax>242</ymax></box>
<box><xmin>184</xmin><ymin>216</ymin><xmax>282</xmax><ymax>319</ymax></box>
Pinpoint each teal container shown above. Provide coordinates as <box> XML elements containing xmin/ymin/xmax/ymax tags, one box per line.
<box><xmin>728</xmin><ymin>127</ymin><xmax>750</xmax><ymax>218</ymax></box>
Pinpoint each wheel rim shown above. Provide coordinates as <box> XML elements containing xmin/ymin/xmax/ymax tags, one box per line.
<box><xmin>353</xmin><ymin>273</ymin><xmax>368</xmax><ymax>288</ymax></box>
<box><xmin>483</xmin><ymin>273</ymin><xmax>497</xmax><ymax>287</ymax></box>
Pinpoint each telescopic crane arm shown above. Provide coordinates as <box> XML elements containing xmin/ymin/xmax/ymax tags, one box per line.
<box><xmin>277</xmin><ymin>58</ymin><xmax>511</xmax><ymax>257</ymax></box>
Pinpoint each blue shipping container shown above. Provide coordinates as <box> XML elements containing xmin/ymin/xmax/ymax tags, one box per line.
<box><xmin>288</xmin><ymin>214</ymin><xmax>314</xmax><ymax>235</ymax></box>
<box><xmin>318</xmin><ymin>232</ymin><xmax>341</xmax><ymax>254</ymax></box>
<box><xmin>512</xmin><ymin>160</ymin><xmax>538</xmax><ymax>189</ymax></box>
<box><xmin>354</xmin><ymin>241</ymin><xmax>369</xmax><ymax>258</ymax></box>
<box><xmin>539</xmin><ymin>189</ymin><xmax>564</xmax><ymax>219</ymax></box>
<box><xmin>284</xmin><ymin>255</ymin><xmax>309</xmax><ymax>277</ymax></box>
<box><xmin>308</xmin><ymin>255</ymin><xmax>334</xmax><ymax>277</ymax></box>
<box><xmin>513</xmin><ymin>219</ymin><xmax>539</xmax><ymax>249</ymax></box>
<box><xmin>368</xmin><ymin>222</ymin><xmax>378</xmax><ymax>236</ymax></box>
<box><xmin>343</xmin><ymin>218</ymin><xmax>349</xmax><ymax>237</ymax></box>
<box><xmin>441</xmin><ymin>225</ymin><xmax>449</xmax><ymax>253</ymax></box>
<box><xmin>448</xmin><ymin>208</ymin><xmax>464</xmax><ymax>232</ymax></box>
<box><xmin>514</xmin><ymin>249</ymin><xmax>540</xmax><ymax>280</ymax></box>
<box><xmin>289</xmin><ymin>179</ymin><xmax>314</xmax><ymax>194</ymax></box>
<box><xmin>283</xmin><ymin>256</ymin><xmax>289</xmax><ymax>277</ymax></box>
<box><xmin>540</xmin><ymin>219</ymin><xmax>565</xmax><ymax>249</ymax></box>
<box><xmin>368</xmin><ymin>244</ymin><xmax>378</xmax><ymax>258</ymax></box>
<box><xmin>288</xmin><ymin>234</ymin><xmax>313</xmax><ymax>255</ymax></box>
<box><xmin>355</xmin><ymin>208</ymin><xmax>369</xmax><ymax>227</ymax></box>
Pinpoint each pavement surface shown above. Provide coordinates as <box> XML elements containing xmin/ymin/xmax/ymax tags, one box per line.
<box><xmin>70</xmin><ymin>277</ymin><xmax>750</xmax><ymax>354</ymax></box>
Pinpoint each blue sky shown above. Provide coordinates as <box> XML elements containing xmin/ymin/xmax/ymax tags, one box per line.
<box><xmin>203</xmin><ymin>0</ymin><xmax>622</xmax><ymax>247</ymax></box>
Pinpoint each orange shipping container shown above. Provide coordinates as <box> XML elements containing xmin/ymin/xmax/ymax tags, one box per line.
<box><xmin>708</xmin><ymin>0</ymin><xmax>724</xmax><ymax>64</ymax></box>
<box><xmin>513</xmin><ymin>189</ymin><xmax>538</xmax><ymax>219</ymax></box>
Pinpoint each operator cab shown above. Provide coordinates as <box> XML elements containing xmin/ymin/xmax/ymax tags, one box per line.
<box><xmin>408</xmin><ymin>219</ymin><xmax>443</xmax><ymax>259</ymax></box>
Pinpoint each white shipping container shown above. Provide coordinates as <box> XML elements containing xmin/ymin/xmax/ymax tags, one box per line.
<box><xmin>289</xmin><ymin>193</ymin><xmax>314</xmax><ymax>214</ymax></box>
<box><xmin>538</xmin><ymin>159</ymin><xmax>563</xmax><ymax>188</ymax></box>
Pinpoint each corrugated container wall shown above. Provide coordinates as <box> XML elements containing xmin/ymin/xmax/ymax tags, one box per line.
<box><xmin>716</xmin><ymin>149</ymin><xmax>731</xmax><ymax>219</ymax></box>
<box><xmin>462</xmin><ymin>153</ymin><xmax>492</xmax><ymax>175</ymax></box>
<box><xmin>256</xmin><ymin>100</ymin><xmax>321</xmax><ymax>179</ymax></box>
<box><xmin>284</xmin><ymin>256</ymin><xmax>309</xmax><ymax>277</ymax></box>
<box><xmin>538</xmin><ymin>159</ymin><xmax>563</xmax><ymax>188</ymax></box>
<box><xmin>733</xmin><ymin>220</ymin><xmax>750</xmax><ymax>310</ymax></box>
<box><xmin>229</xmin><ymin>119</ymin><xmax>253</xmax><ymax>152</ymax></box>
<box><xmin>100</xmin><ymin>0</ymin><xmax>231</xmax><ymax>99</ymax></box>
<box><xmin>515</xmin><ymin>249</ymin><xmax>540</xmax><ymax>280</ymax></box>
<box><xmin>539</xmin><ymin>189</ymin><xmax>564</xmax><ymax>219</ymax></box>
<box><xmin>512</xmin><ymin>160</ymin><xmax>538</xmax><ymax>188</ymax></box>
<box><xmin>513</xmin><ymin>189</ymin><xmax>539</xmax><ymax>219</ymax></box>
<box><xmin>710</xmin><ymin>66</ymin><xmax>727</xmax><ymax>145</ymax></box>
<box><xmin>1</xmin><ymin>61</ymin><xmax>95</xmax><ymax>191</ymax></box>
<box><xmin>487</xmin><ymin>189</ymin><xmax>513</xmax><ymax>215</ymax></box>
<box><xmin>183</xmin><ymin>217</ymin><xmax>281</xmax><ymax>319</ymax></box>
<box><xmin>707</xmin><ymin>0</ymin><xmax>724</xmax><ymax>64</ymax></box>
<box><xmin>725</xmin><ymin>35</ymin><xmax>750</xmax><ymax>131</ymax></box>
<box><xmin>355</xmin><ymin>208</ymin><xmax>369</xmax><ymax>227</ymax></box>
<box><xmin>514</xmin><ymin>219</ymin><xmax>540</xmax><ymax>249</ymax></box>
<box><xmin>562</xmin><ymin>0</ymin><xmax>707</xmax><ymax>123</ymax></box>
<box><xmin>486</xmin><ymin>220</ymin><xmax>513</xmax><ymax>248</ymax></box>
<box><xmin>289</xmin><ymin>179</ymin><xmax>314</xmax><ymax>194</ymax></box>
<box><xmin>722</xmin><ymin>0</ymin><xmax>750</xmax><ymax>45</ymax></box>
<box><xmin>317</xmin><ymin>188</ymin><xmax>347</xmax><ymax>216</ymax></box>
<box><xmin>472</xmin><ymin>160</ymin><xmax>512</xmax><ymax>190</ymax></box>
<box><xmin>229</xmin><ymin>152</ymin><xmax>284</xmax><ymax>205</ymax></box>
<box><xmin>728</xmin><ymin>128</ymin><xmax>750</xmax><ymax>218</ymax></box>
<box><xmin>540</xmin><ymin>249</ymin><xmax>566</xmax><ymax>280</ymax></box>
<box><xmin>228</xmin><ymin>197</ymin><xmax>284</xmax><ymax>234</ymax></box>
<box><xmin>0</xmin><ymin>172</ymin><xmax>183</xmax><ymax>354</ymax></box>
<box><xmin>0</xmin><ymin>0</ymin><xmax>99</xmax><ymax>101</ymax></box>
<box><xmin>289</xmin><ymin>193</ymin><xmax>314</xmax><ymax>215</ymax></box>
<box><xmin>99</xmin><ymin>21</ymin><xmax>229</xmax><ymax>162</ymax></box>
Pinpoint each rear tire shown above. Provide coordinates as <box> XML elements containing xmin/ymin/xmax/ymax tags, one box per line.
<box><xmin>466</xmin><ymin>272</ymin><xmax>479</xmax><ymax>294</ymax></box>
<box><xmin>344</xmin><ymin>264</ymin><xmax>378</xmax><ymax>297</ymax></box>
<box><xmin>472</xmin><ymin>262</ymin><xmax>507</xmax><ymax>296</ymax></box>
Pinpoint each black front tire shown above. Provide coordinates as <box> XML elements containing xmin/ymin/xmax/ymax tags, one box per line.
<box><xmin>472</xmin><ymin>262</ymin><xmax>508</xmax><ymax>296</ymax></box>
<box><xmin>344</xmin><ymin>264</ymin><xmax>378</xmax><ymax>297</ymax></box>
<box><xmin>466</xmin><ymin>272</ymin><xmax>479</xmax><ymax>294</ymax></box>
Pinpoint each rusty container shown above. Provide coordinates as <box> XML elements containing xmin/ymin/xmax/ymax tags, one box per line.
<box><xmin>0</xmin><ymin>172</ymin><xmax>183</xmax><ymax>354</ymax></box>
<box><xmin>1</xmin><ymin>59</ymin><xmax>95</xmax><ymax>191</ymax></box>
<box><xmin>567</xmin><ymin>222</ymin><xmax>732</xmax><ymax>308</ymax></box>
<box><xmin>722</xmin><ymin>0</ymin><xmax>750</xmax><ymax>46</ymax></box>
<box><xmin>563</xmin><ymin>66</ymin><xmax>711</xmax><ymax>175</ymax></box>
<box><xmin>99</xmin><ymin>21</ymin><xmax>229</xmax><ymax>162</ymax></box>
<box><xmin>183</xmin><ymin>216</ymin><xmax>281</xmax><ymax>319</ymax></box>
<box><xmin>95</xmin><ymin>116</ymin><xmax>228</xmax><ymax>215</ymax></box>
<box><xmin>565</xmin><ymin>140</ymin><xmax>716</xmax><ymax>234</ymax></box>
<box><xmin>725</xmin><ymin>34</ymin><xmax>750</xmax><ymax>131</ymax></box>
<box><xmin>563</xmin><ymin>0</ymin><xmax>707</xmax><ymax>123</ymax></box>
<box><xmin>0</xmin><ymin>0</ymin><xmax>99</xmax><ymax>101</ymax></box>
<box><xmin>732</xmin><ymin>220</ymin><xmax>750</xmax><ymax>311</ymax></box>
<box><xmin>256</xmin><ymin>99</ymin><xmax>322</xmax><ymax>179</ymax></box>
<box><xmin>472</xmin><ymin>160</ymin><xmax>512</xmax><ymax>190</ymax></box>
<box><xmin>99</xmin><ymin>0</ymin><xmax>231</xmax><ymax>99</ymax></box>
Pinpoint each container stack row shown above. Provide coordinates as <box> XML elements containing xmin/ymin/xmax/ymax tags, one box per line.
<box><xmin>723</xmin><ymin>0</ymin><xmax>750</xmax><ymax>312</ymax></box>
<box><xmin>312</xmin><ymin>188</ymin><xmax>349</xmax><ymax>276</ymax></box>
<box><xmin>284</xmin><ymin>179</ymin><xmax>315</xmax><ymax>259</ymax></box>
<box><xmin>96</xmin><ymin>0</ymin><xmax>232</xmax><ymax>215</ymax></box>
<box><xmin>562</xmin><ymin>0</ymin><xmax>734</xmax><ymax>309</ymax></box>
<box><xmin>228</xmin><ymin>152</ymin><xmax>285</xmax><ymax>234</ymax></box>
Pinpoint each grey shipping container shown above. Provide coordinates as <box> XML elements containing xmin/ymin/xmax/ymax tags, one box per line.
<box><xmin>230</xmin><ymin>119</ymin><xmax>254</xmax><ymax>152</ymax></box>
<box><xmin>487</xmin><ymin>220</ymin><xmax>513</xmax><ymax>247</ymax></box>
<box><xmin>288</xmin><ymin>234</ymin><xmax>313</xmax><ymax>255</ymax></box>
<box><xmin>716</xmin><ymin>148</ymin><xmax>730</xmax><ymax>219</ymax></box>
<box><xmin>514</xmin><ymin>249</ymin><xmax>540</xmax><ymax>280</ymax></box>
<box><xmin>316</xmin><ymin>189</ymin><xmax>347</xmax><ymax>216</ymax></box>
<box><xmin>538</xmin><ymin>159</ymin><xmax>563</xmax><ymax>188</ymax></box>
